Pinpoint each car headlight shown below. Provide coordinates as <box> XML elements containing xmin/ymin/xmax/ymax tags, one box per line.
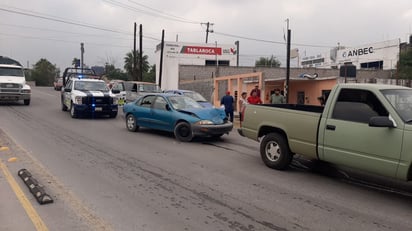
<box><xmin>113</xmin><ymin>97</ymin><xmax>119</xmax><ymax>105</ymax></box>
<box><xmin>74</xmin><ymin>96</ymin><xmax>83</xmax><ymax>104</ymax></box>
<box><xmin>196</xmin><ymin>120</ymin><xmax>214</xmax><ymax>125</ymax></box>
<box><xmin>21</xmin><ymin>89</ymin><xmax>31</xmax><ymax>93</ymax></box>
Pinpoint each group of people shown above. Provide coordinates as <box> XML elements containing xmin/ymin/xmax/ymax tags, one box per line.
<box><xmin>220</xmin><ymin>85</ymin><xmax>286</xmax><ymax>123</ymax></box>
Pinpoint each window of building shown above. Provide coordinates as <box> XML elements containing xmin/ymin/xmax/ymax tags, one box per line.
<box><xmin>205</xmin><ymin>60</ymin><xmax>230</xmax><ymax>66</ymax></box>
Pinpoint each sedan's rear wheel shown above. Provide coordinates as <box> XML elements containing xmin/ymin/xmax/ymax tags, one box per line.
<box><xmin>174</xmin><ymin>122</ymin><xmax>193</xmax><ymax>142</ymax></box>
<box><xmin>126</xmin><ymin>114</ymin><xmax>139</xmax><ymax>132</ymax></box>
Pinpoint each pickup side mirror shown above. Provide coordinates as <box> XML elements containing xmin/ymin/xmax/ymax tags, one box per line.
<box><xmin>369</xmin><ymin>116</ymin><xmax>396</xmax><ymax>128</ymax></box>
<box><xmin>112</xmin><ymin>89</ymin><xmax>120</xmax><ymax>94</ymax></box>
<box><xmin>165</xmin><ymin>104</ymin><xmax>171</xmax><ymax>111</ymax></box>
<box><xmin>64</xmin><ymin>88</ymin><xmax>72</xmax><ymax>93</ymax></box>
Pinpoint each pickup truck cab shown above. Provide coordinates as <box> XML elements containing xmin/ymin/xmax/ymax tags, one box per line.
<box><xmin>238</xmin><ymin>84</ymin><xmax>412</xmax><ymax>181</ymax></box>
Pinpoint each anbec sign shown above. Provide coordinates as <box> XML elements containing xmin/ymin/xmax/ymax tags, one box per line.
<box><xmin>342</xmin><ymin>47</ymin><xmax>374</xmax><ymax>58</ymax></box>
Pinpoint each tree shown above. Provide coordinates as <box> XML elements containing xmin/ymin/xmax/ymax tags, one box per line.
<box><xmin>124</xmin><ymin>50</ymin><xmax>149</xmax><ymax>81</ymax></box>
<box><xmin>397</xmin><ymin>49</ymin><xmax>412</xmax><ymax>79</ymax></box>
<box><xmin>72</xmin><ymin>58</ymin><xmax>80</xmax><ymax>67</ymax></box>
<box><xmin>31</xmin><ymin>59</ymin><xmax>59</xmax><ymax>86</ymax></box>
<box><xmin>255</xmin><ymin>55</ymin><xmax>281</xmax><ymax>68</ymax></box>
<box><xmin>105</xmin><ymin>63</ymin><xmax>128</xmax><ymax>80</ymax></box>
<box><xmin>143</xmin><ymin>64</ymin><xmax>156</xmax><ymax>82</ymax></box>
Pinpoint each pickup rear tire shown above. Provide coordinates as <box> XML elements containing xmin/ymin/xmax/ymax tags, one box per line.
<box><xmin>260</xmin><ymin>133</ymin><xmax>292</xmax><ymax>170</ymax></box>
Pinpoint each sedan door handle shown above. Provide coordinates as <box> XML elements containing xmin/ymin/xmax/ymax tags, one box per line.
<box><xmin>326</xmin><ymin>125</ymin><xmax>336</xmax><ymax>131</ymax></box>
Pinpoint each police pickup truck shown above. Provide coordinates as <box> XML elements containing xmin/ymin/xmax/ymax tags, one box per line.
<box><xmin>61</xmin><ymin>76</ymin><xmax>120</xmax><ymax>118</ymax></box>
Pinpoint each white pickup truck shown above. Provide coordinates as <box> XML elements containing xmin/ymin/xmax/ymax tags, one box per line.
<box><xmin>61</xmin><ymin>77</ymin><xmax>120</xmax><ymax>118</ymax></box>
<box><xmin>0</xmin><ymin>56</ymin><xmax>31</xmax><ymax>105</ymax></box>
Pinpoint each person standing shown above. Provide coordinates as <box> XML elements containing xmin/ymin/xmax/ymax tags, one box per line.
<box><xmin>238</xmin><ymin>92</ymin><xmax>248</xmax><ymax>123</ymax></box>
<box><xmin>220</xmin><ymin>91</ymin><xmax>234</xmax><ymax>122</ymax></box>
<box><xmin>247</xmin><ymin>91</ymin><xmax>262</xmax><ymax>104</ymax></box>
<box><xmin>271</xmin><ymin>88</ymin><xmax>285</xmax><ymax>104</ymax></box>
<box><xmin>250</xmin><ymin>85</ymin><xmax>261</xmax><ymax>98</ymax></box>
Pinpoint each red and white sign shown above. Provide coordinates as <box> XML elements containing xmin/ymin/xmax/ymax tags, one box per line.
<box><xmin>181</xmin><ymin>46</ymin><xmax>222</xmax><ymax>55</ymax></box>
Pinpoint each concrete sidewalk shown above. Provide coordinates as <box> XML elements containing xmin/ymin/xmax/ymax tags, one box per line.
<box><xmin>0</xmin><ymin>139</ymin><xmax>48</xmax><ymax>231</ymax></box>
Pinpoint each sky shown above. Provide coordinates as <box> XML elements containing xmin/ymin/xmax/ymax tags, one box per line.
<box><xmin>1</xmin><ymin>0</ymin><xmax>412</xmax><ymax>72</ymax></box>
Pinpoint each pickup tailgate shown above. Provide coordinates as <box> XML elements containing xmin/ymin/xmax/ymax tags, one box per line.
<box><xmin>241</xmin><ymin>104</ymin><xmax>322</xmax><ymax>159</ymax></box>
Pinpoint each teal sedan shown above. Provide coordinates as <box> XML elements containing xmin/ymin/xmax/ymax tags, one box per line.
<box><xmin>123</xmin><ymin>93</ymin><xmax>233</xmax><ymax>142</ymax></box>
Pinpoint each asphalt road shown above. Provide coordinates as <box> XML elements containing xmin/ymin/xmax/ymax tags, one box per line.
<box><xmin>0</xmin><ymin>87</ymin><xmax>411</xmax><ymax>231</ymax></box>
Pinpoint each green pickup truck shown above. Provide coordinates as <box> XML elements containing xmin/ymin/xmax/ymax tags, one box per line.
<box><xmin>238</xmin><ymin>83</ymin><xmax>412</xmax><ymax>181</ymax></box>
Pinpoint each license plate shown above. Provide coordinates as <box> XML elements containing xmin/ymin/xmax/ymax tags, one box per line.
<box><xmin>95</xmin><ymin>107</ymin><xmax>102</xmax><ymax>111</ymax></box>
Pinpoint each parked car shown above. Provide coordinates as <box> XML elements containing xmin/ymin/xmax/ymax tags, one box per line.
<box><xmin>163</xmin><ymin>89</ymin><xmax>213</xmax><ymax>108</ymax></box>
<box><xmin>108</xmin><ymin>80</ymin><xmax>126</xmax><ymax>106</ymax></box>
<box><xmin>239</xmin><ymin>83</ymin><xmax>412</xmax><ymax>181</ymax></box>
<box><xmin>123</xmin><ymin>93</ymin><xmax>233</xmax><ymax>142</ymax></box>
<box><xmin>124</xmin><ymin>81</ymin><xmax>162</xmax><ymax>103</ymax></box>
<box><xmin>54</xmin><ymin>78</ymin><xmax>63</xmax><ymax>91</ymax></box>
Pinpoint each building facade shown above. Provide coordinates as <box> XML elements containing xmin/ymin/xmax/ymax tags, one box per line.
<box><xmin>301</xmin><ymin>39</ymin><xmax>400</xmax><ymax>70</ymax></box>
<box><xmin>155</xmin><ymin>41</ymin><xmax>237</xmax><ymax>90</ymax></box>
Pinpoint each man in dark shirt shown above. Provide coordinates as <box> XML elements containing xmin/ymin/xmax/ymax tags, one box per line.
<box><xmin>250</xmin><ymin>85</ymin><xmax>261</xmax><ymax>98</ymax></box>
<box><xmin>220</xmin><ymin>91</ymin><xmax>234</xmax><ymax>122</ymax></box>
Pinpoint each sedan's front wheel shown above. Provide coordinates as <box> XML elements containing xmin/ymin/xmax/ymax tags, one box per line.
<box><xmin>174</xmin><ymin>122</ymin><xmax>193</xmax><ymax>142</ymax></box>
<box><xmin>126</xmin><ymin>114</ymin><xmax>139</xmax><ymax>132</ymax></box>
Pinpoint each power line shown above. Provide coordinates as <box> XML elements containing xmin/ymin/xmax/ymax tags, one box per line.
<box><xmin>103</xmin><ymin>0</ymin><xmax>200</xmax><ymax>24</ymax></box>
<box><xmin>0</xmin><ymin>22</ymin><xmax>132</xmax><ymax>40</ymax></box>
<box><xmin>0</xmin><ymin>6</ymin><xmax>130</xmax><ymax>35</ymax></box>
<box><xmin>127</xmin><ymin>0</ymin><xmax>201</xmax><ymax>24</ymax></box>
<box><xmin>214</xmin><ymin>31</ymin><xmax>335</xmax><ymax>48</ymax></box>
<box><xmin>0</xmin><ymin>6</ymin><xmax>161</xmax><ymax>42</ymax></box>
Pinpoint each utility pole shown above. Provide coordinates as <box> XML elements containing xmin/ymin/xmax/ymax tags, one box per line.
<box><xmin>133</xmin><ymin>23</ymin><xmax>137</xmax><ymax>81</ymax></box>
<box><xmin>139</xmin><ymin>24</ymin><xmax>143</xmax><ymax>81</ymax></box>
<box><xmin>235</xmin><ymin>41</ymin><xmax>239</xmax><ymax>67</ymax></box>
<box><xmin>201</xmin><ymin>22</ymin><xmax>214</xmax><ymax>43</ymax></box>
<box><xmin>285</xmin><ymin>19</ymin><xmax>291</xmax><ymax>104</ymax></box>
<box><xmin>159</xmin><ymin>30</ymin><xmax>165</xmax><ymax>89</ymax></box>
<box><xmin>80</xmin><ymin>42</ymin><xmax>84</xmax><ymax>74</ymax></box>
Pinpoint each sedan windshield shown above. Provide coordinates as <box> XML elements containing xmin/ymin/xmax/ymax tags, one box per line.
<box><xmin>381</xmin><ymin>89</ymin><xmax>412</xmax><ymax>122</ymax></box>
<box><xmin>74</xmin><ymin>81</ymin><xmax>108</xmax><ymax>91</ymax></box>
<box><xmin>183</xmin><ymin>91</ymin><xmax>208</xmax><ymax>102</ymax></box>
<box><xmin>168</xmin><ymin>96</ymin><xmax>203</xmax><ymax>110</ymax></box>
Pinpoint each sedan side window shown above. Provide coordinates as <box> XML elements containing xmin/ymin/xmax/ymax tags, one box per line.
<box><xmin>153</xmin><ymin>97</ymin><xmax>167</xmax><ymax>110</ymax></box>
<box><xmin>140</xmin><ymin>95</ymin><xmax>156</xmax><ymax>108</ymax></box>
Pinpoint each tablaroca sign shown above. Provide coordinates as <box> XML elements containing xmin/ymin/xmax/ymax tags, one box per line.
<box><xmin>181</xmin><ymin>46</ymin><xmax>222</xmax><ymax>55</ymax></box>
<box><xmin>180</xmin><ymin>46</ymin><xmax>237</xmax><ymax>55</ymax></box>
